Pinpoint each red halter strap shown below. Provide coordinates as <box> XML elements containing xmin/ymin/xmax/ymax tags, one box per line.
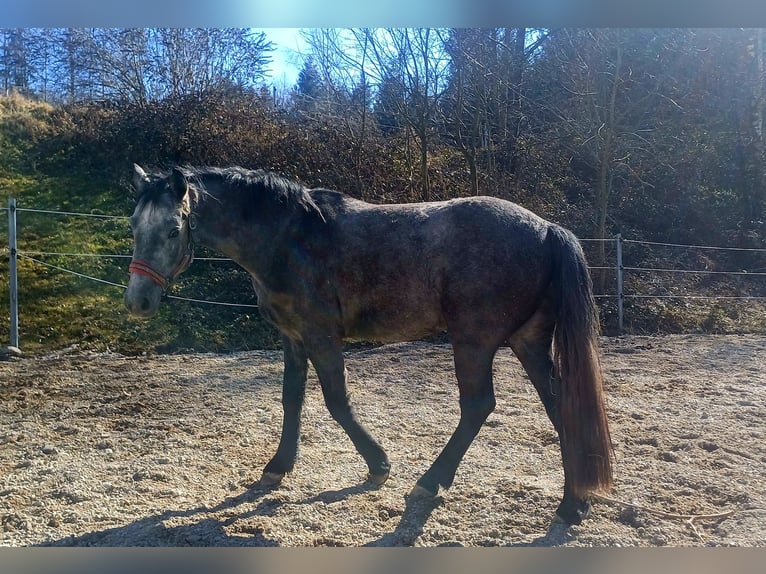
<box><xmin>128</xmin><ymin>248</ymin><xmax>194</xmax><ymax>292</ymax></box>
<box><xmin>129</xmin><ymin>210</ymin><xmax>196</xmax><ymax>292</ymax></box>
<box><xmin>128</xmin><ymin>259</ymin><xmax>171</xmax><ymax>290</ymax></box>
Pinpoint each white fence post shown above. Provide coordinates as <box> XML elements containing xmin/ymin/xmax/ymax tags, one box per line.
<box><xmin>8</xmin><ymin>198</ymin><xmax>19</xmax><ymax>348</ymax></box>
<box><xmin>616</xmin><ymin>233</ymin><xmax>624</xmax><ymax>334</ymax></box>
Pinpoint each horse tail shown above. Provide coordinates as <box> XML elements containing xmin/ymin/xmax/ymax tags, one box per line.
<box><xmin>547</xmin><ymin>225</ymin><xmax>613</xmax><ymax>497</ymax></box>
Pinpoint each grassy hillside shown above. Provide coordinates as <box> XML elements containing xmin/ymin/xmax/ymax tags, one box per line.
<box><xmin>0</xmin><ymin>95</ymin><xmax>282</xmax><ymax>354</ymax></box>
<box><xmin>0</xmin><ymin>174</ymin><xmax>283</xmax><ymax>355</ymax></box>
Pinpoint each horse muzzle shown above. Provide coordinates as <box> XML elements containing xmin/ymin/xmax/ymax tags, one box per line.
<box><xmin>124</xmin><ymin>276</ymin><xmax>164</xmax><ymax>318</ymax></box>
<box><xmin>125</xmin><ymin>249</ymin><xmax>194</xmax><ymax>318</ymax></box>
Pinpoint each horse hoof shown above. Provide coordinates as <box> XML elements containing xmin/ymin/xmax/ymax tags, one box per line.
<box><xmin>366</xmin><ymin>471</ymin><xmax>389</xmax><ymax>486</ymax></box>
<box><xmin>409</xmin><ymin>484</ymin><xmax>437</xmax><ymax>499</ymax></box>
<box><xmin>555</xmin><ymin>497</ymin><xmax>591</xmax><ymax>525</ymax></box>
<box><xmin>260</xmin><ymin>471</ymin><xmax>284</xmax><ymax>487</ymax></box>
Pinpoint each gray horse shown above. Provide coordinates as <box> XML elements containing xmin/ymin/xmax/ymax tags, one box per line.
<box><xmin>125</xmin><ymin>164</ymin><xmax>613</xmax><ymax>525</ymax></box>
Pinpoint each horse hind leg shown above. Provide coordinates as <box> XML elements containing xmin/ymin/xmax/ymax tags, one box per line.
<box><xmin>509</xmin><ymin>308</ymin><xmax>592</xmax><ymax>525</ymax></box>
<box><xmin>412</xmin><ymin>342</ymin><xmax>497</xmax><ymax>498</ymax></box>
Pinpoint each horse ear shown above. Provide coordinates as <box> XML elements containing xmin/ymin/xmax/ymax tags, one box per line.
<box><xmin>132</xmin><ymin>164</ymin><xmax>150</xmax><ymax>197</ymax></box>
<box><xmin>170</xmin><ymin>167</ymin><xmax>189</xmax><ymax>203</ymax></box>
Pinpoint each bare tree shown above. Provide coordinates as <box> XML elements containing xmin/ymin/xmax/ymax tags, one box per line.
<box><xmin>738</xmin><ymin>28</ymin><xmax>766</xmax><ymax>226</ymax></box>
<box><xmin>1</xmin><ymin>29</ymin><xmax>32</xmax><ymax>96</ymax></box>
<box><xmin>92</xmin><ymin>28</ymin><xmax>151</xmax><ymax>105</ymax></box>
<box><xmin>442</xmin><ymin>28</ymin><xmax>500</xmax><ymax>195</ymax></box>
<box><xmin>152</xmin><ymin>29</ymin><xmax>272</xmax><ymax>100</ymax></box>
<box><xmin>527</xmin><ymin>29</ymin><xmax>638</xmax><ymax>287</ymax></box>
<box><xmin>440</xmin><ymin>28</ymin><xmax>545</xmax><ymax>196</ymax></box>
<box><xmin>53</xmin><ymin>28</ymin><xmax>101</xmax><ymax>103</ymax></box>
<box><xmin>299</xmin><ymin>28</ymin><xmax>376</xmax><ymax>196</ymax></box>
<box><xmin>359</xmin><ymin>28</ymin><xmax>449</xmax><ymax>201</ymax></box>
<box><xmin>20</xmin><ymin>28</ymin><xmax>275</xmax><ymax>104</ymax></box>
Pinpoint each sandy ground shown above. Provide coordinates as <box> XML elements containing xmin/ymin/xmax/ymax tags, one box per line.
<box><xmin>0</xmin><ymin>335</ymin><xmax>764</xmax><ymax>547</ymax></box>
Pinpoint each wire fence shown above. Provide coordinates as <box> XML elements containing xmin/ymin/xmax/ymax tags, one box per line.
<box><xmin>4</xmin><ymin>203</ymin><xmax>257</xmax><ymax>308</ymax></box>
<box><xmin>4</xmin><ymin>198</ymin><xmax>766</xmax><ymax>348</ymax></box>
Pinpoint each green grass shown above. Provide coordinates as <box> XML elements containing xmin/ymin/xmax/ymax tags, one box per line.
<box><xmin>1</xmin><ymin>171</ymin><xmax>280</xmax><ymax>355</ymax></box>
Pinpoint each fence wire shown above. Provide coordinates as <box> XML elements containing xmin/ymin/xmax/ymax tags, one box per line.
<box><xmin>625</xmin><ymin>266</ymin><xmax>766</xmax><ymax>277</ymax></box>
<box><xmin>4</xmin><ymin>203</ymin><xmax>766</xmax><ymax>320</ymax></box>
<box><xmin>17</xmin><ymin>253</ymin><xmax>260</xmax><ymax>309</ymax></box>
<box><xmin>18</xmin><ymin>253</ymin><xmax>128</xmax><ymax>290</ymax></box>
<box><xmin>623</xmin><ymin>238</ymin><xmax>766</xmax><ymax>253</ymax></box>
<box><xmin>20</xmin><ymin>250</ymin><xmax>231</xmax><ymax>262</ymax></box>
<box><xmin>16</xmin><ymin>207</ymin><xmax>128</xmax><ymax>220</ymax></box>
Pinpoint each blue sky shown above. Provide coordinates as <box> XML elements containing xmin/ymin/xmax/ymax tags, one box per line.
<box><xmin>257</xmin><ymin>28</ymin><xmax>307</xmax><ymax>89</ymax></box>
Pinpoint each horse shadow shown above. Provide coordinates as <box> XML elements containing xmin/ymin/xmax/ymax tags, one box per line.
<box><xmin>38</xmin><ymin>481</ymin><xmax>389</xmax><ymax>547</ymax></box>
<box><xmin>40</xmin><ymin>485</ymin><xmax>284</xmax><ymax>547</ymax></box>
<box><xmin>363</xmin><ymin>496</ymin><xmax>572</xmax><ymax>547</ymax></box>
<box><xmin>39</xmin><ymin>482</ymin><xmax>571</xmax><ymax>547</ymax></box>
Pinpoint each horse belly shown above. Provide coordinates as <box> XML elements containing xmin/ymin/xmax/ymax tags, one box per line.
<box><xmin>344</xmin><ymin>310</ymin><xmax>445</xmax><ymax>343</ymax></box>
<box><xmin>341</xmin><ymin>278</ymin><xmax>445</xmax><ymax>343</ymax></box>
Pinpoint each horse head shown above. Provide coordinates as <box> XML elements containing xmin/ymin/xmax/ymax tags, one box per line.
<box><xmin>125</xmin><ymin>164</ymin><xmax>195</xmax><ymax>318</ymax></box>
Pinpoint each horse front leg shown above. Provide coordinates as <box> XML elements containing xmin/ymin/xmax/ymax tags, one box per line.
<box><xmin>306</xmin><ymin>336</ymin><xmax>391</xmax><ymax>486</ymax></box>
<box><xmin>261</xmin><ymin>336</ymin><xmax>308</xmax><ymax>486</ymax></box>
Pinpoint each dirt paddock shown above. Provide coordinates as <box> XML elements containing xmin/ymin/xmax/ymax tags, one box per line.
<box><xmin>1</xmin><ymin>335</ymin><xmax>764</xmax><ymax>546</ymax></box>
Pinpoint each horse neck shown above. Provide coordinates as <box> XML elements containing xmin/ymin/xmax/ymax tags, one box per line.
<box><xmin>190</xmin><ymin>189</ymin><xmax>293</xmax><ymax>269</ymax></box>
<box><xmin>189</xmin><ymin>201</ymin><xmax>237</xmax><ymax>260</ymax></box>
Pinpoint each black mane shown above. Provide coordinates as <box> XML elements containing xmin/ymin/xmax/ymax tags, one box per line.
<box><xmin>181</xmin><ymin>166</ymin><xmax>324</xmax><ymax>222</ymax></box>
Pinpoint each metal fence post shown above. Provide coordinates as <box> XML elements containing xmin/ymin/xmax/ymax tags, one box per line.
<box><xmin>616</xmin><ymin>233</ymin><xmax>624</xmax><ymax>334</ymax></box>
<box><xmin>8</xmin><ymin>198</ymin><xmax>19</xmax><ymax>348</ymax></box>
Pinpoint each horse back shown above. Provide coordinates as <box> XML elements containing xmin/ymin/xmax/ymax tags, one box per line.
<box><xmin>309</xmin><ymin>193</ymin><xmax>554</xmax><ymax>343</ymax></box>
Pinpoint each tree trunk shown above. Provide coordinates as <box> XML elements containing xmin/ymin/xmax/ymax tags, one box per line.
<box><xmin>506</xmin><ymin>27</ymin><xmax>526</xmax><ymax>176</ymax></box>
<box><xmin>463</xmin><ymin>146</ymin><xmax>478</xmax><ymax>195</ymax></box>
<box><xmin>419</xmin><ymin>123</ymin><xmax>430</xmax><ymax>201</ymax></box>
<box><xmin>595</xmin><ymin>33</ymin><xmax>622</xmax><ymax>292</ymax></box>
<box><xmin>354</xmin><ymin>44</ymin><xmax>368</xmax><ymax>198</ymax></box>
<box><xmin>752</xmin><ymin>28</ymin><xmax>765</xmax><ymax>223</ymax></box>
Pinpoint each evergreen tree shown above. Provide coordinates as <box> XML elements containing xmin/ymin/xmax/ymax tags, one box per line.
<box><xmin>373</xmin><ymin>71</ymin><xmax>405</xmax><ymax>134</ymax></box>
<box><xmin>1</xmin><ymin>29</ymin><xmax>32</xmax><ymax>96</ymax></box>
<box><xmin>294</xmin><ymin>56</ymin><xmax>323</xmax><ymax>111</ymax></box>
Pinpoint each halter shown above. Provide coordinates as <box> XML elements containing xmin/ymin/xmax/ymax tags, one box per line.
<box><xmin>129</xmin><ymin>214</ymin><xmax>196</xmax><ymax>294</ymax></box>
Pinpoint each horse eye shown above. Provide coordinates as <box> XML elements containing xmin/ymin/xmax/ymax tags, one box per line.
<box><xmin>168</xmin><ymin>229</ymin><xmax>180</xmax><ymax>239</ymax></box>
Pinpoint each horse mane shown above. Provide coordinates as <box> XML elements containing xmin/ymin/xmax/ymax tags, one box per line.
<box><xmin>181</xmin><ymin>166</ymin><xmax>325</xmax><ymax>222</ymax></box>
